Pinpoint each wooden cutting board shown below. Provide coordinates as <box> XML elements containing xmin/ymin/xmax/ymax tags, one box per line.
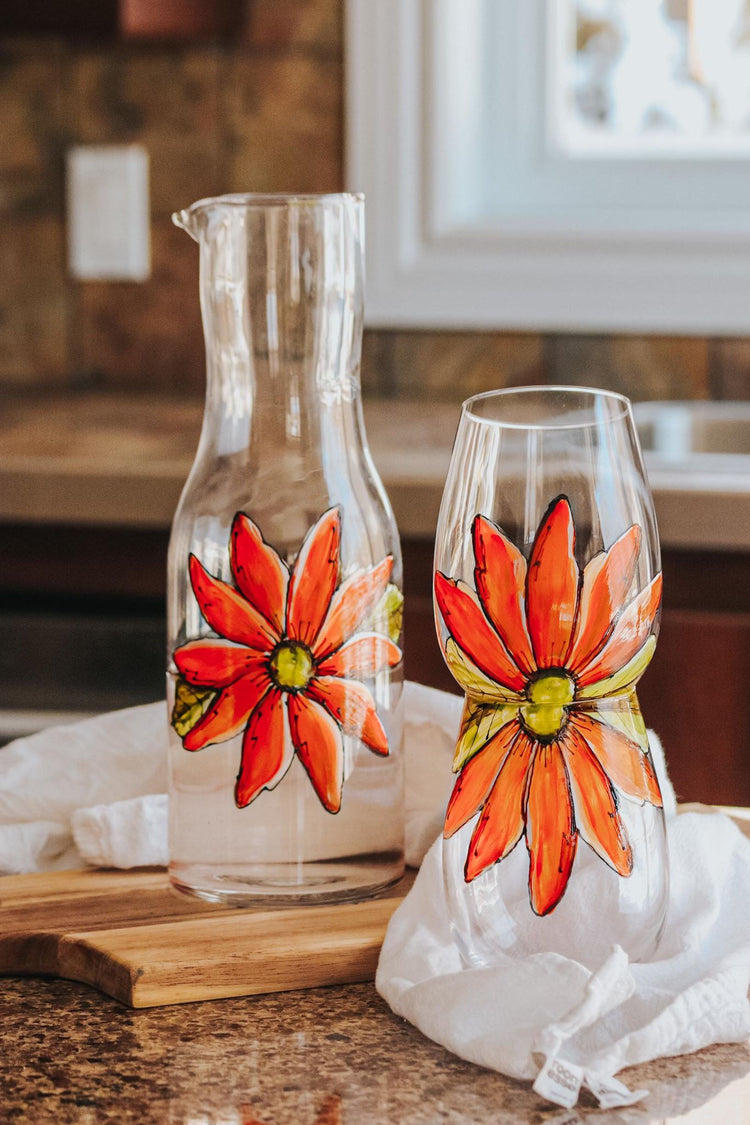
<box><xmin>2</xmin><ymin>805</ymin><xmax>747</xmax><ymax>1010</ymax></box>
<box><xmin>0</xmin><ymin>867</ymin><xmax>415</xmax><ymax>1009</ymax></box>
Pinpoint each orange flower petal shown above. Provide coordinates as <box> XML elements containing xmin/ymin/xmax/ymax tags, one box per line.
<box><xmin>313</xmin><ymin>557</ymin><xmax>393</xmax><ymax>659</ymax></box>
<box><xmin>434</xmin><ymin>573</ymin><xmax>526</xmax><ymax>692</ymax></box>
<box><xmin>524</xmin><ymin>742</ymin><xmax>578</xmax><ymax>915</ymax></box>
<box><xmin>569</xmin><ymin>712</ymin><xmax>663</xmax><ymax>807</ymax></box>
<box><xmin>286</xmin><ymin>508</ymin><xmax>341</xmax><ymax>647</ymax></box>
<box><xmin>464</xmin><ymin>729</ymin><xmax>535</xmax><ymax>881</ymax></box>
<box><xmin>473</xmin><ymin>515</ymin><xmax>536</xmax><ymax>677</ymax></box>
<box><xmin>230</xmin><ymin>512</ymin><xmax>289</xmax><ymax>634</ymax></box>
<box><xmin>526</xmin><ymin>497</ymin><xmax>579</xmax><ymax>670</ymax></box>
<box><xmin>174</xmin><ymin>638</ymin><xmax>265</xmax><ymax>688</ymax></box>
<box><xmin>566</xmin><ymin>525</ymin><xmax>641</xmax><ymax>675</ymax></box>
<box><xmin>288</xmin><ymin>693</ymin><xmax>344</xmax><ymax>813</ymax></box>
<box><xmin>183</xmin><ymin>670</ymin><xmax>270</xmax><ymax>751</ymax></box>
<box><xmin>316</xmin><ymin>633</ymin><xmax>401</xmax><ymax>679</ymax></box>
<box><xmin>234</xmin><ymin>688</ymin><xmax>293</xmax><ymax>808</ymax></box>
<box><xmin>444</xmin><ymin>718</ymin><xmax>520</xmax><ymax>838</ymax></box>
<box><xmin>576</xmin><ymin>574</ymin><xmax>662</xmax><ymax>689</ymax></box>
<box><xmin>189</xmin><ymin>555</ymin><xmax>278</xmax><ymax>651</ymax></box>
<box><xmin>308</xmin><ymin>675</ymin><xmax>390</xmax><ymax>756</ymax></box>
<box><xmin>561</xmin><ymin>724</ymin><xmax>633</xmax><ymax>876</ymax></box>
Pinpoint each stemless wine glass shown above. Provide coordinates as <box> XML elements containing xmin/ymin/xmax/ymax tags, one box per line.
<box><xmin>433</xmin><ymin>387</ymin><xmax>668</xmax><ymax>968</ymax></box>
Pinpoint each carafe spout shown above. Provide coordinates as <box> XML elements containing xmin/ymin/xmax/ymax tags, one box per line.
<box><xmin>172</xmin><ymin>207</ymin><xmax>199</xmax><ymax>242</ymax></box>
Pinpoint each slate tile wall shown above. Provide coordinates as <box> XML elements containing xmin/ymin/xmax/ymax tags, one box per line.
<box><xmin>1</xmin><ymin>0</ymin><xmax>748</xmax><ymax>403</ymax></box>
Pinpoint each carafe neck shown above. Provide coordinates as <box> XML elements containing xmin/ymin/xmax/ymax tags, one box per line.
<box><xmin>175</xmin><ymin>194</ymin><xmax>365</xmax><ymax>456</ymax></box>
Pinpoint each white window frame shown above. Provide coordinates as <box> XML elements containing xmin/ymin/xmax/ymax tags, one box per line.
<box><xmin>345</xmin><ymin>0</ymin><xmax>750</xmax><ymax>334</ymax></box>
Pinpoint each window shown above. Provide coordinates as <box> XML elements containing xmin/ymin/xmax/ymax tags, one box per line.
<box><xmin>345</xmin><ymin>0</ymin><xmax>750</xmax><ymax>332</ymax></box>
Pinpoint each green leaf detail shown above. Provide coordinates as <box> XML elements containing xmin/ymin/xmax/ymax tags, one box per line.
<box><xmin>577</xmin><ymin>635</ymin><xmax>657</xmax><ymax>700</ymax></box>
<box><xmin>454</xmin><ymin>696</ymin><xmax>519</xmax><ymax>772</ymax></box>
<box><xmin>445</xmin><ymin>639</ymin><xmax>523</xmax><ymax>704</ymax></box>
<box><xmin>374</xmin><ymin>583</ymin><xmax>404</xmax><ymax>644</ymax></box>
<box><xmin>171</xmin><ymin>676</ymin><xmax>217</xmax><ymax>739</ymax></box>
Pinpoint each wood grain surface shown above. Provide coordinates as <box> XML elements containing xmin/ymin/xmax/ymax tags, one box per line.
<box><xmin>0</xmin><ymin>867</ymin><xmax>414</xmax><ymax>1009</ymax></box>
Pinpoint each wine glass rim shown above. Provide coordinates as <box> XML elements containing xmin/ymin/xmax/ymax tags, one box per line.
<box><xmin>462</xmin><ymin>385</ymin><xmax>633</xmax><ymax>431</ymax></box>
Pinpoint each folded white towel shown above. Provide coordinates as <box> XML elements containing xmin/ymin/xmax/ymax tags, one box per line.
<box><xmin>0</xmin><ymin>701</ymin><xmax>168</xmax><ymax>873</ymax></box>
<box><xmin>72</xmin><ymin>794</ymin><xmax>169</xmax><ymax>869</ymax></box>
<box><xmin>0</xmin><ymin>821</ymin><xmax>78</xmax><ymax>874</ymax></box>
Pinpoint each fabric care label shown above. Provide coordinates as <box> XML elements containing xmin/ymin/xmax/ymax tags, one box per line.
<box><xmin>533</xmin><ymin>1053</ymin><xmax>649</xmax><ymax>1110</ymax></box>
<box><xmin>584</xmin><ymin>1071</ymin><xmax>649</xmax><ymax>1109</ymax></box>
<box><xmin>532</xmin><ymin>1055</ymin><xmax>584</xmax><ymax>1108</ymax></box>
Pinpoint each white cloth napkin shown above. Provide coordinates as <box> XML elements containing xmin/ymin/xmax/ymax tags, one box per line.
<box><xmin>0</xmin><ymin>682</ymin><xmax>460</xmax><ymax>873</ymax></box>
<box><xmin>72</xmin><ymin>794</ymin><xmax>169</xmax><ymax>869</ymax></box>
<box><xmin>0</xmin><ymin>702</ymin><xmax>168</xmax><ymax>872</ymax></box>
<box><xmin>376</xmin><ymin>755</ymin><xmax>750</xmax><ymax>1110</ymax></box>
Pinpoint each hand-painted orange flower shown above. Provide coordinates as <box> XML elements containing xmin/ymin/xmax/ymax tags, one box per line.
<box><xmin>173</xmin><ymin>507</ymin><xmax>401</xmax><ymax>814</ymax></box>
<box><xmin>435</xmin><ymin>495</ymin><xmax>664</xmax><ymax>916</ymax></box>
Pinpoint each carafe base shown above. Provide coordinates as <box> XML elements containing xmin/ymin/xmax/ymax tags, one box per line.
<box><xmin>168</xmin><ymin>852</ymin><xmax>404</xmax><ymax>906</ymax></box>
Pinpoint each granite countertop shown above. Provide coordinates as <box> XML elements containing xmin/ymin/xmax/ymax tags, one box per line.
<box><xmin>2</xmin><ymin>976</ymin><xmax>749</xmax><ymax>1124</ymax></box>
<box><xmin>1</xmin><ymin>391</ymin><xmax>749</xmax><ymax>549</ymax></box>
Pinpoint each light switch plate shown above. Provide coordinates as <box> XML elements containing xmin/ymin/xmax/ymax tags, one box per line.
<box><xmin>66</xmin><ymin>145</ymin><xmax>150</xmax><ymax>281</ymax></box>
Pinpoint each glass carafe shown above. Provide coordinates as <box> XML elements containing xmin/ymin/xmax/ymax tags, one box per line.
<box><xmin>167</xmin><ymin>193</ymin><xmax>404</xmax><ymax>904</ymax></box>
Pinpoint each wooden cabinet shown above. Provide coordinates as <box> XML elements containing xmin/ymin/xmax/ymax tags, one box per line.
<box><xmin>0</xmin><ymin>0</ymin><xmax>245</xmax><ymax>40</ymax></box>
<box><xmin>2</xmin><ymin>523</ymin><xmax>749</xmax><ymax>806</ymax></box>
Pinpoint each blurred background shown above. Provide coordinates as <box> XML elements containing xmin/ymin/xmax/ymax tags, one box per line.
<box><xmin>5</xmin><ymin>0</ymin><xmax>750</xmax><ymax>400</ymax></box>
<box><xmin>1</xmin><ymin>0</ymin><xmax>748</xmax><ymax>806</ymax></box>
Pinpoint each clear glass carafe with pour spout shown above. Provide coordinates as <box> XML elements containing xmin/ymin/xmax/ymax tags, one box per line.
<box><xmin>167</xmin><ymin>193</ymin><xmax>404</xmax><ymax>904</ymax></box>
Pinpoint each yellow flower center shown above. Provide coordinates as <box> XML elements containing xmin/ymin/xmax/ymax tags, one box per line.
<box><xmin>521</xmin><ymin>671</ymin><xmax>575</xmax><ymax>739</ymax></box>
<box><xmin>269</xmin><ymin>641</ymin><xmax>314</xmax><ymax>692</ymax></box>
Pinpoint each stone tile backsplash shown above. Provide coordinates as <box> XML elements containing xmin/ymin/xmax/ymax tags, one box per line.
<box><xmin>225</xmin><ymin>52</ymin><xmax>342</xmax><ymax>196</ymax></box>
<box><xmin>70</xmin><ymin>48</ymin><xmax>227</xmax><ymax>216</ymax></box>
<box><xmin>0</xmin><ymin>0</ymin><xmax>746</xmax><ymax>401</ymax></box>
<box><xmin>544</xmin><ymin>335</ymin><xmax>712</xmax><ymax>404</ymax></box>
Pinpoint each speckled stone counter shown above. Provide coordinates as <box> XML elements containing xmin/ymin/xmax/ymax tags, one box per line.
<box><xmin>2</xmin><ymin>977</ymin><xmax>749</xmax><ymax>1124</ymax></box>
